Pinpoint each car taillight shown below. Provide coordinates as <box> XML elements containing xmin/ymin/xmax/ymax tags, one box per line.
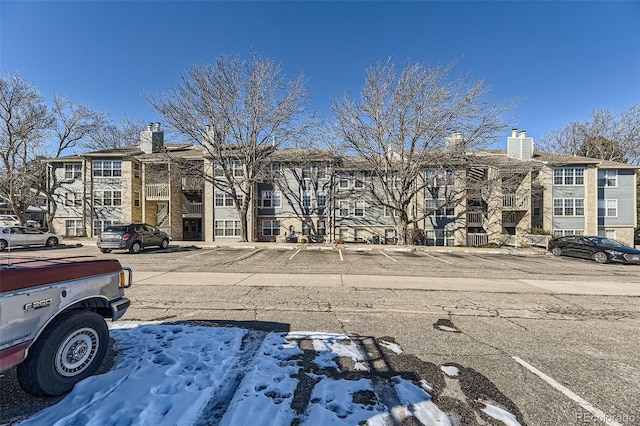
<box><xmin>122</xmin><ymin>233</ymin><xmax>131</xmax><ymax>240</ymax></box>
<box><xmin>97</xmin><ymin>233</ymin><xmax>102</xmax><ymax>239</ymax></box>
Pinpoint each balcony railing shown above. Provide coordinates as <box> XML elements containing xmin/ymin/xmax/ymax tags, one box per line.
<box><xmin>146</xmin><ymin>184</ymin><xmax>170</xmax><ymax>200</ymax></box>
<box><xmin>467</xmin><ymin>233</ymin><xmax>489</xmax><ymax>247</ymax></box>
<box><xmin>502</xmin><ymin>193</ymin><xmax>530</xmax><ymax>210</ymax></box>
<box><xmin>182</xmin><ymin>202</ymin><xmax>203</xmax><ymax>216</ymax></box>
<box><xmin>467</xmin><ymin>212</ymin><xmax>485</xmax><ymax>226</ymax></box>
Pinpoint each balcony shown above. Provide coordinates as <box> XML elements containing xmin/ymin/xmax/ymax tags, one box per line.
<box><xmin>502</xmin><ymin>193</ymin><xmax>530</xmax><ymax>211</ymax></box>
<box><xmin>182</xmin><ymin>202</ymin><xmax>203</xmax><ymax>216</ymax></box>
<box><xmin>182</xmin><ymin>176</ymin><xmax>202</xmax><ymax>192</ymax></box>
<box><xmin>467</xmin><ymin>212</ymin><xmax>485</xmax><ymax>227</ymax></box>
<box><xmin>146</xmin><ymin>184</ymin><xmax>170</xmax><ymax>200</ymax></box>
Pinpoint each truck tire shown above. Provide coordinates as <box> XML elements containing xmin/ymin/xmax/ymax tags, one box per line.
<box><xmin>17</xmin><ymin>310</ymin><xmax>109</xmax><ymax>396</ymax></box>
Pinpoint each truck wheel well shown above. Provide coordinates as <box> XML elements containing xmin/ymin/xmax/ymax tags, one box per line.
<box><xmin>66</xmin><ymin>298</ymin><xmax>113</xmax><ymax>319</ymax></box>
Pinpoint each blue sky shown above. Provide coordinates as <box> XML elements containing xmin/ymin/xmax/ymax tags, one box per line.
<box><xmin>2</xmin><ymin>1</ymin><xmax>639</xmax><ymax>147</ymax></box>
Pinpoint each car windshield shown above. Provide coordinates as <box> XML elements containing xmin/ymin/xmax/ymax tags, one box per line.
<box><xmin>587</xmin><ymin>237</ymin><xmax>623</xmax><ymax>247</ymax></box>
<box><xmin>104</xmin><ymin>225</ymin><xmax>129</xmax><ymax>232</ymax></box>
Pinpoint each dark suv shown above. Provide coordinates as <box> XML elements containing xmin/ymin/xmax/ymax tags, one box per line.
<box><xmin>97</xmin><ymin>223</ymin><xmax>170</xmax><ymax>254</ymax></box>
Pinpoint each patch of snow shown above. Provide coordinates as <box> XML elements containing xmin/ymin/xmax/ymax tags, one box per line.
<box><xmin>440</xmin><ymin>365</ymin><xmax>460</xmax><ymax>377</ymax></box>
<box><xmin>14</xmin><ymin>323</ymin><xmax>523</xmax><ymax>426</ymax></box>
<box><xmin>379</xmin><ymin>340</ymin><xmax>403</xmax><ymax>354</ymax></box>
<box><xmin>480</xmin><ymin>400</ymin><xmax>522</xmax><ymax>426</ymax></box>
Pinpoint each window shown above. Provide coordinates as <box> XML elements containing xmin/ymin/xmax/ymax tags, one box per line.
<box><xmin>426</xmin><ymin>169</ymin><xmax>454</xmax><ymax>186</ymax></box>
<box><xmin>302</xmin><ymin>220</ymin><xmax>312</xmax><ymax>236</ymax></box>
<box><xmin>553</xmin><ymin>198</ymin><xmax>584</xmax><ymax>216</ymax></box>
<box><xmin>262</xmin><ymin>220</ymin><xmax>280</xmax><ymax>236</ymax></box>
<box><xmin>260</xmin><ymin>191</ymin><xmax>281</xmax><ymax>208</ymax></box>
<box><xmin>339</xmin><ymin>200</ymin><xmax>349</xmax><ymax>217</ymax></box>
<box><xmin>354</xmin><ymin>200</ymin><xmax>365</xmax><ymax>217</ymax></box>
<box><xmin>317</xmin><ymin>164</ymin><xmax>327</xmax><ymax>179</ymax></box>
<box><xmin>65</xmin><ymin>163</ymin><xmax>82</xmax><ymax>179</ymax></box>
<box><xmin>355</xmin><ymin>171</ymin><xmax>365</xmax><ymax>188</ymax></box>
<box><xmin>426</xmin><ymin>199</ymin><xmax>454</xmax><ymax>216</ymax></box>
<box><xmin>302</xmin><ymin>191</ymin><xmax>311</xmax><ymax>208</ymax></box>
<box><xmin>94</xmin><ymin>220</ymin><xmax>114</xmax><ymax>236</ymax></box>
<box><xmin>65</xmin><ymin>219</ymin><xmax>83</xmax><ymax>237</ymax></box>
<box><xmin>338</xmin><ymin>228</ymin><xmax>348</xmax><ymax>240</ymax></box>
<box><xmin>384</xmin><ymin>206</ymin><xmax>396</xmax><ymax>217</ymax></box>
<box><xmin>302</xmin><ymin>164</ymin><xmax>311</xmax><ymax>179</ymax></box>
<box><xmin>214</xmin><ymin>220</ymin><xmax>241</xmax><ymax>236</ymax></box>
<box><xmin>598</xmin><ymin>170</ymin><xmax>617</xmax><ymax>187</ymax></box>
<box><xmin>316</xmin><ymin>192</ymin><xmax>327</xmax><ymax>208</ymax></box>
<box><xmin>233</xmin><ymin>161</ymin><xmax>243</xmax><ymax>177</ymax></box>
<box><xmin>532</xmin><ymin>200</ymin><xmax>540</xmax><ymax>217</ymax></box>
<box><xmin>264</xmin><ymin>163</ymin><xmax>280</xmax><ymax>179</ymax></box>
<box><xmin>133</xmin><ymin>162</ymin><xmax>141</xmax><ymax>179</ymax></box>
<box><xmin>553</xmin><ymin>168</ymin><xmax>584</xmax><ymax>185</ymax></box>
<box><xmin>65</xmin><ymin>192</ymin><xmax>82</xmax><ymax>207</ymax></box>
<box><xmin>598</xmin><ymin>199</ymin><xmax>617</xmax><ymax>217</ymax></box>
<box><xmin>354</xmin><ymin>229</ymin><xmax>363</xmax><ymax>241</ymax></box>
<box><xmin>553</xmin><ymin>229</ymin><xmax>585</xmax><ymax>237</ymax></box>
<box><xmin>339</xmin><ymin>173</ymin><xmax>349</xmax><ymax>189</ymax></box>
<box><xmin>93</xmin><ymin>190</ymin><xmax>122</xmax><ymax>207</ymax></box>
<box><xmin>598</xmin><ymin>229</ymin><xmax>616</xmax><ymax>239</ymax></box>
<box><xmin>215</xmin><ymin>192</ymin><xmax>237</xmax><ymax>207</ymax></box>
<box><xmin>134</xmin><ymin>191</ymin><xmax>140</xmax><ymax>207</ymax></box>
<box><xmin>214</xmin><ymin>162</ymin><xmax>225</xmax><ymax>177</ymax></box>
<box><xmin>317</xmin><ymin>219</ymin><xmax>326</xmax><ymax>236</ymax></box>
<box><xmin>93</xmin><ymin>160</ymin><xmax>122</xmax><ymax>177</ymax></box>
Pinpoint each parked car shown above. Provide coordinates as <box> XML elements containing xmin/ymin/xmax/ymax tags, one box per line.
<box><xmin>97</xmin><ymin>223</ymin><xmax>170</xmax><ymax>254</ymax></box>
<box><xmin>0</xmin><ymin>214</ymin><xmax>20</xmax><ymax>226</ymax></box>
<box><xmin>0</xmin><ymin>226</ymin><xmax>60</xmax><ymax>250</ymax></box>
<box><xmin>0</xmin><ymin>255</ymin><xmax>132</xmax><ymax>396</ymax></box>
<box><xmin>548</xmin><ymin>235</ymin><xmax>640</xmax><ymax>264</ymax></box>
<box><xmin>0</xmin><ymin>215</ymin><xmax>40</xmax><ymax>227</ymax></box>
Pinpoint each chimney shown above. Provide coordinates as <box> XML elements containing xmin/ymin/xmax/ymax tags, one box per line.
<box><xmin>507</xmin><ymin>128</ymin><xmax>533</xmax><ymax>160</ymax></box>
<box><xmin>139</xmin><ymin>122</ymin><xmax>164</xmax><ymax>154</ymax></box>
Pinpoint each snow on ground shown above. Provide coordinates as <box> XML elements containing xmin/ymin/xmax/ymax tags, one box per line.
<box><xmin>17</xmin><ymin>322</ymin><xmax>521</xmax><ymax>426</ymax></box>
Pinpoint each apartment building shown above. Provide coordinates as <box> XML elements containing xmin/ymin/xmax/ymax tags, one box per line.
<box><xmin>47</xmin><ymin>125</ymin><xmax>638</xmax><ymax>247</ymax></box>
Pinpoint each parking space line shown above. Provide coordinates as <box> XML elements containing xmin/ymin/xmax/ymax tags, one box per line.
<box><xmin>235</xmin><ymin>249</ymin><xmax>262</xmax><ymax>261</ymax></box>
<box><xmin>288</xmin><ymin>249</ymin><xmax>301</xmax><ymax>260</ymax></box>
<box><xmin>378</xmin><ymin>250</ymin><xmax>398</xmax><ymax>262</ymax></box>
<box><xmin>512</xmin><ymin>357</ymin><xmax>622</xmax><ymax>426</ymax></box>
<box><xmin>184</xmin><ymin>248</ymin><xmax>221</xmax><ymax>258</ymax></box>
<box><xmin>339</xmin><ymin>249</ymin><xmax>344</xmax><ymax>262</ymax></box>
<box><xmin>417</xmin><ymin>251</ymin><xmax>452</xmax><ymax>264</ymax></box>
<box><xmin>465</xmin><ymin>253</ymin><xmax>504</xmax><ymax>265</ymax></box>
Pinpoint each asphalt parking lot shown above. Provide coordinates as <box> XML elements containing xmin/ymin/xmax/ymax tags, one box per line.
<box><xmin>41</xmin><ymin>241</ymin><xmax>640</xmax><ymax>283</ymax></box>
<box><xmin>2</xmin><ymin>242</ymin><xmax>640</xmax><ymax>425</ymax></box>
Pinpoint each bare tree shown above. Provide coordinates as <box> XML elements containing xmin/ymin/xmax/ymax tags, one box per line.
<box><xmin>0</xmin><ymin>73</ymin><xmax>52</xmax><ymax>225</ymax></box>
<box><xmin>86</xmin><ymin>115</ymin><xmax>148</xmax><ymax>151</ymax></box>
<box><xmin>147</xmin><ymin>53</ymin><xmax>313</xmax><ymax>241</ymax></box>
<box><xmin>331</xmin><ymin>60</ymin><xmax>510</xmax><ymax>244</ymax></box>
<box><xmin>539</xmin><ymin>105</ymin><xmax>640</xmax><ymax>164</ymax></box>
<box><xmin>39</xmin><ymin>95</ymin><xmax>108</xmax><ymax>232</ymax></box>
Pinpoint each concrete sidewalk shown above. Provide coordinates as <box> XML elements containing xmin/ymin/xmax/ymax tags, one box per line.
<box><xmin>132</xmin><ymin>271</ymin><xmax>640</xmax><ymax>296</ymax></box>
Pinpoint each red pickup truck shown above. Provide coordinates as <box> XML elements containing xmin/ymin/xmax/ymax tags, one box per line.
<box><xmin>0</xmin><ymin>255</ymin><xmax>132</xmax><ymax>396</ymax></box>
